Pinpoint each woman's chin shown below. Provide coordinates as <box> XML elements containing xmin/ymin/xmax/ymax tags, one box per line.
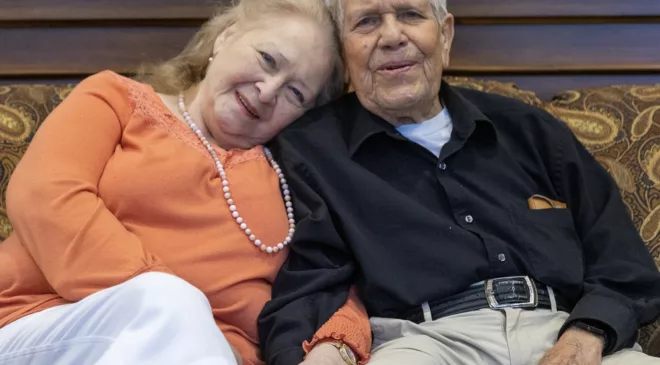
<box><xmin>211</xmin><ymin>128</ymin><xmax>252</xmax><ymax>150</ymax></box>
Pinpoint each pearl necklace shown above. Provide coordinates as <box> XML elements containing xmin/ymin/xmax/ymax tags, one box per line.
<box><xmin>177</xmin><ymin>94</ymin><xmax>294</xmax><ymax>254</ymax></box>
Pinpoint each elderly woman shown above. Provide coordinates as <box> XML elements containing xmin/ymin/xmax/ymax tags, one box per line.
<box><xmin>0</xmin><ymin>0</ymin><xmax>371</xmax><ymax>364</ymax></box>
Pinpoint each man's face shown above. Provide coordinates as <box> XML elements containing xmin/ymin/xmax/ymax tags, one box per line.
<box><xmin>341</xmin><ymin>0</ymin><xmax>454</xmax><ymax>124</ymax></box>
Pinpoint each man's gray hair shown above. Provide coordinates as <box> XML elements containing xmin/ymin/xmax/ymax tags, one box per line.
<box><xmin>323</xmin><ymin>0</ymin><xmax>447</xmax><ymax>33</ymax></box>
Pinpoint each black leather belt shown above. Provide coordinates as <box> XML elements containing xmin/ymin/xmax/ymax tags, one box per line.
<box><xmin>400</xmin><ymin>276</ymin><xmax>572</xmax><ymax>324</ymax></box>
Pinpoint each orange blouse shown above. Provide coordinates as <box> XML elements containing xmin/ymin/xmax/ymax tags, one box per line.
<box><xmin>0</xmin><ymin>71</ymin><xmax>371</xmax><ymax>365</ymax></box>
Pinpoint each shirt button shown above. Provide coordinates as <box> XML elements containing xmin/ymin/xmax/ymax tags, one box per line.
<box><xmin>438</xmin><ymin>162</ymin><xmax>447</xmax><ymax>170</ymax></box>
<box><xmin>498</xmin><ymin>253</ymin><xmax>506</xmax><ymax>262</ymax></box>
<box><xmin>465</xmin><ymin>215</ymin><xmax>474</xmax><ymax>224</ymax></box>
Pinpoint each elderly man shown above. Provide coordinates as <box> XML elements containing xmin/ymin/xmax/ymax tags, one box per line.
<box><xmin>257</xmin><ymin>0</ymin><xmax>660</xmax><ymax>364</ymax></box>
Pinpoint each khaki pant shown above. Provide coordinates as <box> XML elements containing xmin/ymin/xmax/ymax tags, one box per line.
<box><xmin>370</xmin><ymin>308</ymin><xmax>659</xmax><ymax>365</ymax></box>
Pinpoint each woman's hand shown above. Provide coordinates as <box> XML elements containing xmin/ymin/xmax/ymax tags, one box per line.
<box><xmin>298</xmin><ymin>343</ymin><xmax>346</xmax><ymax>365</ymax></box>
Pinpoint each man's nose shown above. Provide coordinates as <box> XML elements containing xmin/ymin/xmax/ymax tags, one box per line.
<box><xmin>378</xmin><ymin>15</ymin><xmax>408</xmax><ymax>50</ymax></box>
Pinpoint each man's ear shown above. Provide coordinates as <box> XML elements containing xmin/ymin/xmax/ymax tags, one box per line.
<box><xmin>439</xmin><ymin>13</ymin><xmax>455</xmax><ymax>68</ymax></box>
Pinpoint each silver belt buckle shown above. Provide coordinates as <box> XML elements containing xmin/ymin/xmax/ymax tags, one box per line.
<box><xmin>485</xmin><ymin>275</ymin><xmax>538</xmax><ymax>310</ymax></box>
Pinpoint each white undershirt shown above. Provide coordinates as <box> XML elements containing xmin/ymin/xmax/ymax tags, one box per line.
<box><xmin>396</xmin><ymin>107</ymin><xmax>453</xmax><ymax>157</ymax></box>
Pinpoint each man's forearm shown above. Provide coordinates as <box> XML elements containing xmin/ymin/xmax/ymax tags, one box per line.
<box><xmin>559</xmin><ymin>288</ymin><xmax>636</xmax><ymax>354</ymax></box>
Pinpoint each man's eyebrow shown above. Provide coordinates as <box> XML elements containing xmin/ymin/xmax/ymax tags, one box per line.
<box><xmin>347</xmin><ymin>4</ymin><xmax>379</xmax><ymax>21</ymax></box>
<box><xmin>347</xmin><ymin>2</ymin><xmax>426</xmax><ymax>22</ymax></box>
<box><xmin>393</xmin><ymin>4</ymin><xmax>423</xmax><ymax>12</ymax></box>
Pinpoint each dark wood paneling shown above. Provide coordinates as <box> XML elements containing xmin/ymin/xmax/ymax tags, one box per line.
<box><xmin>446</xmin><ymin>74</ymin><xmax>660</xmax><ymax>100</ymax></box>
<box><xmin>0</xmin><ymin>0</ymin><xmax>215</xmax><ymax>21</ymax></box>
<box><xmin>2</xmin><ymin>0</ymin><xmax>660</xmax><ymax>101</ymax></box>
<box><xmin>3</xmin><ymin>23</ymin><xmax>659</xmax><ymax>77</ymax></box>
<box><xmin>449</xmin><ymin>23</ymin><xmax>660</xmax><ymax>72</ymax></box>
<box><xmin>449</xmin><ymin>0</ymin><xmax>660</xmax><ymax>17</ymax></box>
<box><xmin>0</xmin><ymin>78</ymin><xmax>82</xmax><ymax>86</ymax></box>
<box><xmin>2</xmin><ymin>0</ymin><xmax>659</xmax><ymax>21</ymax></box>
<box><xmin>0</xmin><ymin>27</ymin><xmax>197</xmax><ymax>76</ymax></box>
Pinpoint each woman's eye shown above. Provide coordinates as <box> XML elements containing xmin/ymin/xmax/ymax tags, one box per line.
<box><xmin>290</xmin><ymin>87</ymin><xmax>305</xmax><ymax>104</ymax></box>
<box><xmin>260</xmin><ymin>52</ymin><xmax>276</xmax><ymax>67</ymax></box>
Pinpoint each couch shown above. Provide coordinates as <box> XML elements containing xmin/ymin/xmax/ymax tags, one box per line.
<box><xmin>0</xmin><ymin>77</ymin><xmax>658</xmax><ymax>356</ymax></box>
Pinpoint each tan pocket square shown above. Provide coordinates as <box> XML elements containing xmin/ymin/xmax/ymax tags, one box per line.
<box><xmin>527</xmin><ymin>194</ymin><xmax>567</xmax><ymax>210</ymax></box>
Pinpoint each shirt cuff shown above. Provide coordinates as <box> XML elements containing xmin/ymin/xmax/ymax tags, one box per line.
<box><xmin>303</xmin><ymin>332</ymin><xmax>371</xmax><ymax>365</ymax></box>
<box><xmin>560</xmin><ymin>291</ymin><xmax>638</xmax><ymax>355</ymax></box>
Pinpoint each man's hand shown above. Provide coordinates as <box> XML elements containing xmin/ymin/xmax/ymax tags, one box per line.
<box><xmin>538</xmin><ymin>327</ymin><xmax>604</xmax><ymax>365</ymax></box>
<box><xmin>298</xmin><ymin>343</ymin><xmax>346</xmax><ymax>365</ymax></box>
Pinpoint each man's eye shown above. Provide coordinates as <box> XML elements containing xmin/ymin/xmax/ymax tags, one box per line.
<box><xmin>260</xmin><ymin>52</ymin><xmax>276</xmax><ymax>67</ymax></box>
<box><xmin>356</xmin><ymin>17</ymin><xmax>377</xmax><ymax>27</ymax></box>
<box><xmin>400</xmin><ymin>11</ymin><xmax>422</xmax><ymax>19</ymax></box>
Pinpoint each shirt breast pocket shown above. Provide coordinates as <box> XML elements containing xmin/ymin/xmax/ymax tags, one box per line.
<box><xmin>513</xmin><ymin>207</ymin><xmax>584</xmax><ymax>286</ymax></box>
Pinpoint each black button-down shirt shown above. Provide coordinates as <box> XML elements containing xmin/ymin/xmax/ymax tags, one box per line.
<box><xmin>258</xmin><ymin>82</ymin><xmax>660</xmax><ymax>364</ymax></box>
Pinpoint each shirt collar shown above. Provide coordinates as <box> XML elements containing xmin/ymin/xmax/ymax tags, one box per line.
<box><xmin>348</xmin><ymin>80</ymin><xmax>496</xmax><ymax>157</ymax></box>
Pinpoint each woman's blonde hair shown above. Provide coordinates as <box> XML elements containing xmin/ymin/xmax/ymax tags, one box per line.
<box><xmin>137</xmin><ymin>0</ymin><xmax>345</xmax><ymax>106</ymax></box>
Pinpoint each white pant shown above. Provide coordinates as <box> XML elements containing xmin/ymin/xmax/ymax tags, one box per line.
<box><xmin>370</xmin><ymin>308</ymin><xmax>660</xmax><ymax>365</ymax></box>
<box><xmin>0</xmin><ymin>272</ymin><xmax>237</xmax><ymax>365</ymax></box>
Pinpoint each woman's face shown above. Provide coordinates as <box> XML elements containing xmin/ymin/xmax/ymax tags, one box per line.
<box><xmin>196</xmin><ymin>14</ymin><xmax>335</xmax><ymax>150</ymax></box>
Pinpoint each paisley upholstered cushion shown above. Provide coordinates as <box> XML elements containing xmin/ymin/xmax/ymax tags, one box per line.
<box><xmin>445</xmin><ymin>76</ymin><xmax>544</xmax><ymax>107</ymax></box>
<box><xmin>0</xmin><ymin>84</ymin><xmax>74</xmax><ymax>239</ymax></box>
<box><xmin>547</xmin><ymin>85</ymin><xmax>660</xmax><ymax>355</ymax></box>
